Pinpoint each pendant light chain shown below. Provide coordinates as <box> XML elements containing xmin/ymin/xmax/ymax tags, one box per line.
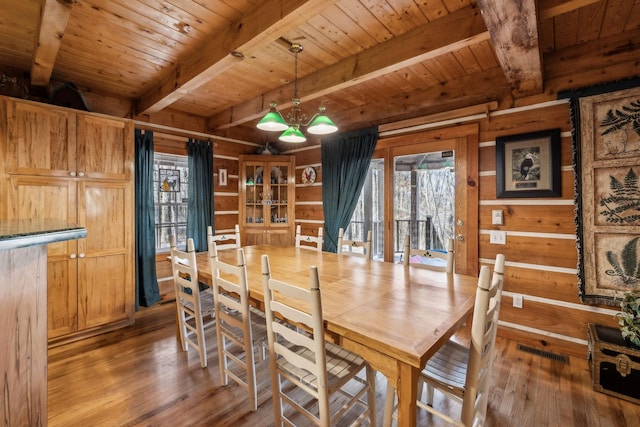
<box><xmin>255</xmin><ymin>42</ymin><xmax>338</xmax><ymax>142</ymax></box>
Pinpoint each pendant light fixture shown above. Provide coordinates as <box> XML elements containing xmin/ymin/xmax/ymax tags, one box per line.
<box><xmin>256</xmin><ymin>43</ymin><xmax>338</xmax><ymax>143</ymax></box>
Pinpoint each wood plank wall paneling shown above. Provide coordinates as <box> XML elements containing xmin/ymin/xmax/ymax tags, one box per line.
<box><xmin>290</xmin><ymin>145</ymin><xmax>325</xmax><ymax>237</ymax></box>
<box><xmin>295</xmin><ymin>184</ymin><xmax>322</xmax><ymax>202</ymax></box>
<box><xmin>480</xmin><ymin>234</ymin><xmax>577</xmax><ymax>269</ymax></box>
<box><xmin>213</xmin><ymin>194</ymin><xmax>237</xmax><ymax>211</ymax></box>
<box><xmin>294</xmin><ymin>205</ymin><xmax>325</xmax><ymax>223</ymax></box>
<box><xmin>501</xmin><ymin>266</ymin><xmax>579</xmax><ymax>302</ymax></box>
<box><xmin>293</xmin><ymin>146</ymin><xmax>322</xmax><ymax>165</ymax></box>
<box><xmin>478</xmin><ymin>169</ymin><xmax>575</xmax><ymax>200</ymax></box>
<box><xmin>500</xmin><ymin>297</ymin><xmax>616</xmax><ymax>340</ymax></box>
<box><xmin>479</xmin><ymin>204</ymin><xmax>576</xmax><ymax>234</ymax></box>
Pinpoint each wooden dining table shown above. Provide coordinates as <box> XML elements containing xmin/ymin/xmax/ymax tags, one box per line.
<box><xmin>196</xmin><ymin>244</ymin><xmax>479</xmax><ymax>427</ymax></box>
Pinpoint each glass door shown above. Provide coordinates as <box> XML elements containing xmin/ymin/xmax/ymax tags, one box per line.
<box><xmin>385</xmin><ymin>132</ymin><xmax>478</xmax><ymax>274</ymax></box>
<box><xmin>344</xmin><ymin>158</ymin><xmax>384</xmax><ymax>261</ymax></box>
<box><xmin>394</xmin><ymin>151</ymin><xmax>455</xmax><ymax>262</ymax></box>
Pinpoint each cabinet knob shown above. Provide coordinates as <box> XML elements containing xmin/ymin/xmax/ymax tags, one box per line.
<box><xmin>78</xmin><ymin>171</ymin><xmax>85</xmax><ymax>177</ymax></box>
<box><xmin>70</xmin><ymin>253</ymin><xmax>77</xmax><ymax>259</ymax></box>
<box><xmin>79</xmin><ymin>253</ymin><xmax>86</xmax><ymax>258</ymax></box>
<box><xmin>70</xmin><ymin>171</ymin><xmax>76</xmax><ymax>177</ymax></box>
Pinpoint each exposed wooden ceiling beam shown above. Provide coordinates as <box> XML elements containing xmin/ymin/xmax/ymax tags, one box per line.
<box><xmin>476</xmin><ymin>0</ymin><xmax>543</xmax><ymax>97</ymax></box>
<box><xmin>31</xmin><ymin>0</ymin><xmax>74</xmax><ymax>86</ymax></box>
<box><xmin>208</xmin><ymin>5</ymin><xmax>489</xmax><ymax>131</ymax></box>
<box><xmin>136</xmin><ymin>0</ymin><xmax>337</xmax><ymax>115</ymax></box>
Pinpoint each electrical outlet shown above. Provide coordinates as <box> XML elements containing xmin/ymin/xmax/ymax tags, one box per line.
<box><xmin>489</xmin><ymin>230</ymin><xmax>506</xmax><ymax>245</ymax></box>
<box><xmin>513</xmin><ymin>294</ymin><xmax>523</xmax><ymax>308</ymax></box>
<box><xmin>491</xmin><ymin>210</ymin><xmax>504</xmax><ymax>225</ymax></box>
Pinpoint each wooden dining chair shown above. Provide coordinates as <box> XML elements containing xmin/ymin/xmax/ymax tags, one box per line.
<box><xmin>403</xmin><ymin>234</ymin><xmax>455</xmax><ymax>273</ymax></box>
<box><xmin>208</xmin><ymin>240</ymin><xmax>267</xmax><ymax>412</ymax></box>
<box><xmin>337</xmin><ymin>228</ymin><xmax>372</xmax><ymax>259</ymax></box>
<box><xmin>169</xmin><ymin>236</ymin><xmax>216</xmax><ymax>368</ymax></box>
<box><xmin>294</xmin><ymin>224</ymin><xmax>323</xmax><ymax>252</ymax></box>
<box><xmin>261</xmin><ymin>254</ymin><xmax>377</xmax><ymax>426</ymax></box>
<box><xmin>208</xmin><ymin>224</ymin><xmax>241</xmax><ymax>250</ymax></box>
<box><xmin>384</xmin><ymin>254</ymin><xmax>505</xmax><ymax>427</ymax></box>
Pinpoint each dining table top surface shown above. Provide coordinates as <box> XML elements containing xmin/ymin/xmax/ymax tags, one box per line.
<box><xmin>195</xmin><ymin>244</ymin><xmax>479</xmax><ymax>369</ymax></box>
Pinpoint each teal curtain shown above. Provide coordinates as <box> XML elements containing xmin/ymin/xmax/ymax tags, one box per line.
<box><xmin>321</xmin><ymin>126</ymin><xmax>378</xmax><ymax>252</ymax></box>
<box><xmin>134</xmin><ymin>129</ymin><xmax>160</xmax><ymax>308</ymax></box>
<box><xmin>186</xmin><ymin>139</ymin><xmax>213</xmax><ymax>252</ymax></box>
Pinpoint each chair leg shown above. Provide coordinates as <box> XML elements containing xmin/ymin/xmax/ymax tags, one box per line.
<box><xmin>425</xmin><ymin>382</ymin><xmax>434</xmax><ymax>406</ymax></box>
<box><xmin>383</xmin><ymin>382</ymin><xmax>395</xmax><ymax>427</ymax></box>
<box><xmin>366</xmin><ymin>365</ymin><xmax>377</xmax><ymax>427</ymax></box>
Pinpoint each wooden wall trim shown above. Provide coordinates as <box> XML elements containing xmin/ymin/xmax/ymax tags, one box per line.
<box><xmin>376</xmin><ymin>123</ymin><xmax>479</xmax><ymax>150</ymax></box>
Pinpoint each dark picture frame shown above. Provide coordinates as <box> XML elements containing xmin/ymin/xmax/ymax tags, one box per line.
<box><xmin>496</xmin><ymin>128</ymin><xmax>561</xmax><ymax>198</ymax></box>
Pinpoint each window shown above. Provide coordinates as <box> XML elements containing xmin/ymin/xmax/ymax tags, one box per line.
<box><xmin>154</xmin><ymin>153</ymin><xmax>189</xmax><ymax>251</ymax></box>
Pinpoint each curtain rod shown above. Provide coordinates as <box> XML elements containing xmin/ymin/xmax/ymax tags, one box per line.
<box><xmin>134</xmin><ymin>120</ymin><xmax>256</xmax><ymax>146</ymax></box>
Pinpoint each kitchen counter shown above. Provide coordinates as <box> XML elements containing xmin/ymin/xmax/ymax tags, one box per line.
<box><xmin>1</xmin><ymin>218</ymin><xmax>86</xmax><ymax>425</ymax></box>
<box><xmin>0</xmin><ymin>218</ymin><xmax>87</xmax><ymax>250</ymax></box>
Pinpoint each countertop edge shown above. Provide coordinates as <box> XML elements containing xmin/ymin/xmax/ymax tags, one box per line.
<box><xmin>0</xmin><ymin>227</ymin><xmax>87</xmax><ymax>251</ymax></box>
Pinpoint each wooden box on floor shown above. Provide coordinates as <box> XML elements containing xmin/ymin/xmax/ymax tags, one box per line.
<box><xmin>588</xmin><ymin>323</ymin><xmax>640</xmax><ymax>405</ymax></box>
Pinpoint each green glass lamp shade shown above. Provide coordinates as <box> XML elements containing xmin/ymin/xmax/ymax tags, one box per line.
<box><xmin>256</xmin><ymin>110</ymin><xmax>288</xmax><ymax>131</ymax></box>
<box><xmin>307</xmin><ymin>114</ymin><xmax>338</xmax><ymax>135</ymax></box>
<box><xmin>279</xmin><ymin>126</ymin><xmax>307</xmax><ymax>143</ymax></box>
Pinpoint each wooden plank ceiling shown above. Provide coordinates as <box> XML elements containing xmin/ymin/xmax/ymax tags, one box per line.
<box><xmin>0</xmin><ymin>0</ymin><xmax>639</xmax><ymax>142</ymax></box>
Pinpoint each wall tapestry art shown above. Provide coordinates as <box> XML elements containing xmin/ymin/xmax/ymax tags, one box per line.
<box><xmin>571</xmin><ymin>85</ymin><xmax>640</xmax><ymax>305</ymax></box>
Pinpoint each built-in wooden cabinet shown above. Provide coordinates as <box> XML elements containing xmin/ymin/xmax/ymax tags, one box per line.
<box><xmin>0</xmin><ymin>96</ymin><xmax>134</xmax><ymax>342</ymax></box>
<box><xmin>239</xmin><ymin>155</ymin><xmax>295</xmax><ymax>246</ymax></box>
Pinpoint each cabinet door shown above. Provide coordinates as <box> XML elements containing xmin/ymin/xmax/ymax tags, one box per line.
<box><xmin>265</xmin><ymin>229</ymin><xmax>293</xmax><ymax>246</ymax></box>
<box><xmin>6</xmin><ymin>176</ymin><xmax>79</xmax><ymax>338</ymax></box>
<box><xmin>77</xmin><ymin>114</ymin><xmax>133</xmax><ymax>180</ymax></box>
<box><xmin>241</xmin><ymin>160</ymin><xmax>267</xmax><ymax>227</ymax></box>
<box><xmin>5</xmin><ymin>99</ymin><xmax>76</xmax><ymax>177</ymax></box>
<box><xmin>244</xmin><ymin>229</ymin><xmax>267</xmax><ymax>246</ymax></box>
<box><xmin>77</xmin><ymin>180</ymin><xmax>134</xmax><ymax>329</ymax></box>
<box><xmin>266</xmin><ymin>160</ymin><xmax>293</xmax><ymax>230</ymax></box>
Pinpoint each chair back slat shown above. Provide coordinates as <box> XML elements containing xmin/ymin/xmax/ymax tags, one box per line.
<box><xmin>208</xmin><ymin>224</ymin><xmax>241</xmax><ymax>251</ymax></box>
<box><xmin>403</xmin><ymin>235</ymin><xmax>454</xmax><ymax>273</ymax></box>
<box><xmin>337</xmin><ymin>228</ymin><xmax>372</xmax><ymax>259</ymax></box>
<box><xmin>295</xmin><ymin>224</ymin><xmax>323</xmax><ymax>251</ymax></box>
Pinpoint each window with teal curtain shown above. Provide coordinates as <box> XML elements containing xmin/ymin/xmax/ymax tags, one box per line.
<box><xmin>186</xmin><ymin>139</ymin><xmax>213</xmax><ymax>252</ymax></box>
<box><xmin>135</xmin><ymin>129</ymin><xmax>160</xmax><ymax>308</ymax></box>
<box><xmin>321</xmin><ymin>126</ymin><xmax>378</xmax><ymax>252</ymax></box>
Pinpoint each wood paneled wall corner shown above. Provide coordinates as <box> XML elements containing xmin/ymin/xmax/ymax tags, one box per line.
<box><xmin>0</xmin><ymin>96</ymin><xmax>8</xmax><ymax>219</ymax></box>
<box><xmin>292</xmin><ymin>144</ymin><xmax>325</xmax><ymax>233</ymax></box>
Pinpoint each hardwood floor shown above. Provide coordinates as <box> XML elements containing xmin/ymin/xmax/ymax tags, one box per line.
<box><xmin>48</xmin><ymin>301</ymin><xmax>640</xmax><ymax>426</ymax></box>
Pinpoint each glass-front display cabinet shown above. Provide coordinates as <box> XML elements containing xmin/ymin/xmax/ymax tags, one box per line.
<box><xmin>239</xmin><ymin>154</ymin><xmax>295</xmax><ymax>245</ymax></box>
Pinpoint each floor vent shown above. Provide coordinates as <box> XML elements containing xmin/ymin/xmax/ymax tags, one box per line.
<box><xmin>516</xmin><ymin>343</ymin><xmax>569</xmax><ymax>363</ymax></box>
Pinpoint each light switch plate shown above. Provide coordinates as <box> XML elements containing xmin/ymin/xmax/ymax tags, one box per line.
<box><xmin>491</xmin><ymin>210</ymin><xmax>503</xmax><ymax>225</ymax></box>
<box><xmin>513</xmin><ymin>294</ymin><xmax>523</xmax><ymax>308</ymax></box>
<box><xmin>489</xmin><ymin>230</ymin><xmax>506</xmax><ymax>245</ymax></box>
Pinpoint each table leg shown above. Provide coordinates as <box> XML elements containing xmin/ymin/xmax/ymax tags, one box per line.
<box><xmin>396</xmin><ymin>362</ymin><xmax>419</xmax><ymax>427</ymax></box>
